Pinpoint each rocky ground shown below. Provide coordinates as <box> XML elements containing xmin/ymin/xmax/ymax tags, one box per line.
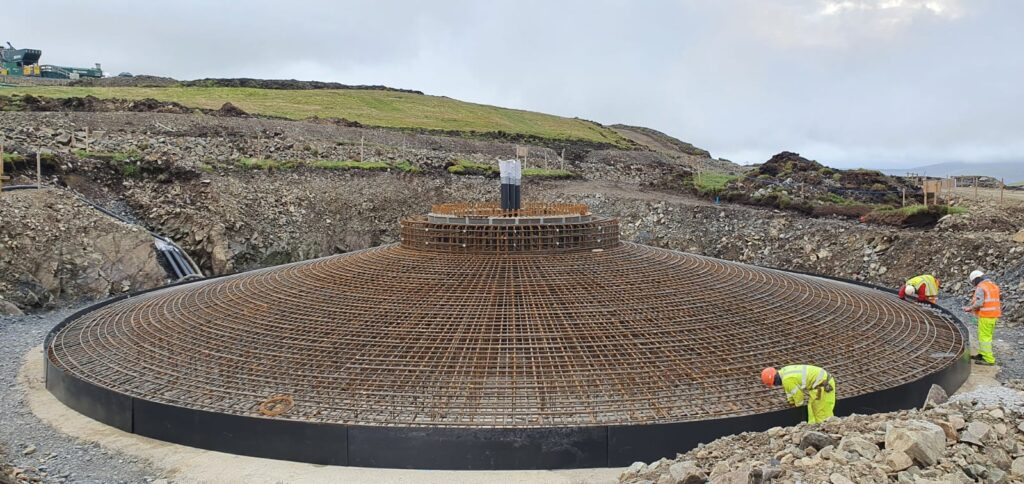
<box><xmin>620</xmin><ymin>382</ymin><xmax>1024</xmax><ymax>484</ymax></box>
<box><xmin>0</xmin><ymin>188</ymin><xmax>167</xmax><ymax>313</ymax></box>
<box><xmin>0</xmin><ymin>310</ymin><xmax>166</xmax><ymax>483</ymax></box>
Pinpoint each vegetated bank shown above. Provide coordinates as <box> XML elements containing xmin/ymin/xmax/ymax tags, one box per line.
<box><xmin>689</xmin><ymin>151</ymin><xmax>967</xmax><ymax>228</ymax></box>
<box><xmin>1</xmin><ymin>86</ymin><xmax>632</xmax><ymax>148</ymax></box>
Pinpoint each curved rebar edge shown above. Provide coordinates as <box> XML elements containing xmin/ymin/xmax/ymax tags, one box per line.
<box><xmin>43</xmin><ymin>258</ymin><xmax>970</xmax><ymax>470</ymax></box>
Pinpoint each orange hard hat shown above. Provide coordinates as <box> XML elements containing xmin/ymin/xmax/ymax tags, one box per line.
<box><xmin>761</xmin><ymin>367</ymin><xmax>778</xmax><ymax>387</ymax></box>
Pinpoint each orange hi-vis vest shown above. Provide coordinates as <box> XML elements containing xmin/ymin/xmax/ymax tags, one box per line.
<box><xmin>973</xmin><ymin>280</ymin><xmax>1002</xmax><ymax>318</ymax></box>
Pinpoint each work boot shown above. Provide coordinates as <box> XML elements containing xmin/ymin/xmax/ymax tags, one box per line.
<box><xmin>974</xmin><ymin>359</ymin><xmax>995</xmax><ymax>366</ymax></box>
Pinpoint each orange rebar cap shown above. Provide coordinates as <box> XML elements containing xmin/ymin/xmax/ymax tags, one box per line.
<box><xmin>761</xmin><ymin>367</ymin><xmax>778</xmax><ymax>387</ymax></box>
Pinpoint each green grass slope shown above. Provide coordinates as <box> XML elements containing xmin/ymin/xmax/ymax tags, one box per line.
<box><xmin>3</xmin><ymin>86</ymin><xmax>630</xmax><ymax>147</ymax></box>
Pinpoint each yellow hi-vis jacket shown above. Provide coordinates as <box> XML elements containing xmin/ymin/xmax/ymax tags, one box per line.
<box><xmin>780</xmin><ymin>365</ymin><xmax>834</xmax><ymax>406</ymax></box>
<box><xmin>907</xmin><ymin>274</ymin><xmax>939</xmax><ymax>297</ymax></box>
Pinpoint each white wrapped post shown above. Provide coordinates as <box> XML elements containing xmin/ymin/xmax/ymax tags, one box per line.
<box><xmin>499</xmin><ymin>160</ymin><xmax>522</xmax><ymax>211</ymax></box>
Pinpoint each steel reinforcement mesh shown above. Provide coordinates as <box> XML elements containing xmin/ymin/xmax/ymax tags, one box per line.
<box><xmin>400</xmin><ymin>215</ymin><xmax>620</xmax><ymax>254</ymax></box>
<box><xmin>431</xmin><ymin>202</ymin><xmax>589</xmax><ymax>217</ymax></box>
<box><xmin>48</xmin><ymin>243</ymin><xmax>963</xmax><ymax>428</ymax></box>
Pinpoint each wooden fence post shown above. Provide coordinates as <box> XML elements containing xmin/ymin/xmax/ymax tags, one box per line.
<box><xmin>974</xmin><ymin>177</ymin><xmax>979</xmax><ymax>198</ymax></box>
<box><xmin>902</xmin><ymin>188</ymin><xmax>906</xmax><ymax>207</ymax></box>
<box><xmin>36</xmin><ymin>152</ymin><xmax>41</xmax><ymax>188</ymax></box>
<box><xmin>0</xmin><ymin>143</ymin><xmax>6</xmax><ymax>193</ymax></box>
<box><xmin>1001</xmin><ymin>178</ymin><xmax>1005</xmax><ymax>204</ymax></box>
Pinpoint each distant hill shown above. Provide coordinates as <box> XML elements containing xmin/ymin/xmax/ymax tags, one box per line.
<box><xmin>4</xmin><ymin>85</ymin><xmax>632</xmax><ymax>147</ymax></box>
<box><xmin>609</xmin><ymin>124</ymin><xmax>742</xmax><ymax>173</ymax></box>
<box><xmin>882</xmin><ymin>161</ymin><xmax>1022</xmax><ymax>184</ymax></box>
<box><xmin>609</xmin><ymin>124</ymin><xmax>711</xmax><ymax>157</ymax></box>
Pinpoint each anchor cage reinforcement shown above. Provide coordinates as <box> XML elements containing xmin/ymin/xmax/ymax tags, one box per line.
<box><xmin>45</xmin><ymin>202</ymin><xmax>969</xmax><ymax>470</ymax></box>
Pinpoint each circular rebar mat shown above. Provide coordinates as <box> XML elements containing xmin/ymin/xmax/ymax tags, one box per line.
<box><xmin>47</xmin><ymin>242</ymin><xmax>963</xmax><ymax>428</ymax></box>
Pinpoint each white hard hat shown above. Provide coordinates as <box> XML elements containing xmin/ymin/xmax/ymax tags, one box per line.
<box><xmin>905</xmin><ymin>285</ymin><xmax>916</xmax><ymax>296</ymax></box>
<box><xmin>969</xmin><ymin>270</ymin><xmax>985</xmax><ymax>282</ymax></box>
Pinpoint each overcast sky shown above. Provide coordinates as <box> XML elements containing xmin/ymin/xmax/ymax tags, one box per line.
<box><xmin>6</xmin><ymin>0</ymin><xmax>1023</xmax><ymax>168</ymax></box>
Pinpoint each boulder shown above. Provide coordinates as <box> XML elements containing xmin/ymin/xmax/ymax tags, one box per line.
<box><xmin>838</xmin><ymin>435</ymin><xmax>880</xmax><ymax>460</ymax></box>
<box><xmin>760</xmin><ymin>462</ymin><xmax>782</xmax><ymax>481</ymax></box>
<box><xmin>989</xmin><ymin>468</ymin><xmax>1008</xmax><ymax>484</ymax></box>
<box><xmin>885</xmin><ymin>421</ymin><xmax>946</xmax><ymax>467</ymax></box>
<box><xmin>622</xmin><ymin>461</ymin><xmax>646</xmax><ymax>478</ymax></box>
<box><xmin>960</xmin><ymin>421</ymin><xmax>991</xmax><ymax>446</ymax></box>
<box><xmin>922</xmin><ymin>384</ymin><xmax>948</xmax><ymax>409</ymax></box>
<box><xmin>829</xmin><ymin>473</ymin><xmax>855</xmax><ymax>484</ymax></box>
<box><xmin>884</xmin><ymin>450</ymin><xmax>914</xmax><ymax>472</ymax></box>
<box><xmin>668</xmin><ymin>460</ymin><xmax>706</xmax><ymax>484</ymax></box>
<box><xmin>1011</xmin><ymin>457</ymin><xmax>1024</xmax><ymax>476</ymax></box>
<box><xmin>800</xmin><ymin>431</ymin><xmax>837</xmax><ymax>451</ymax></box>
<box><xmin>934</xmin><ymin>420</ymin><xmax>957</xmax><ymax>442</ymax></box>
<box><xmin>708</xmin><ymin>461</ymin><xmax>732</xmax><ymax>479</ymax></box>
<box><xmin>989</xmin><ymin>447</ymin><xmax>1012</xmax><ymax>471</ymax></box>
<box><xmin>0</xmin><ymin>300</ymin><xmax>23</xmax><ymax>316</ymax></box>
<box><xmin>1012</xmin><ymin>229</ymin><xmax>1024</xmax><ymax>244</ymax></box>
<box><xmin>963</xmin><ymin>464</ymin><xmax>988</xmax><ymax>480</ymax></box>
<box><xmin>713</xmin><ymin>466</ymin><xmax>752</xmax><ymax>484</ymax></box>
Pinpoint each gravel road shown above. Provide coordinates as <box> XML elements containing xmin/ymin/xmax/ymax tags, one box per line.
<box><xmin>0</xmin><ymin>309</ymin><xmax>164</xmax><ymax>483</ymax></box>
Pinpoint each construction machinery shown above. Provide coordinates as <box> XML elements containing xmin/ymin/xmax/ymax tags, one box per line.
<box><xmin>0</xmin><ymin>42</ymin><xmax>102</xmax><ymax>79</ymax></box>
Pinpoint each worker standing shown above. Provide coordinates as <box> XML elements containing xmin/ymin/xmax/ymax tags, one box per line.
<box><xmin>899</xmin><ymin>274</ymin><xmax>940</xmax><ymax>304</ymax></box>
<box><xmin>761</xmin><ymin>365</ymin><xmax>836</xmax><ymax>424</ymax></box>
<box><xmin>962</xmin><ymin>270</ymin><xmax>1001</xmax><ymax>366</ymax></box>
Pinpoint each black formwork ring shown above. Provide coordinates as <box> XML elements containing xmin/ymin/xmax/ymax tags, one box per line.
<box><xmin>43</xmin><ymin>269</ymin><xmax>970</xmax><ymax>470</ymax></box>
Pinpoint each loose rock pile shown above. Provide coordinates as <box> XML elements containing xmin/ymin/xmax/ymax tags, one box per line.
<box><xmin>621</xmin><ymin>384</ymin><xmax>1024</xmax><ymax>484</ymax></box>
<box><xmin>723</xmin><ymin>151</ymin><xmax>912</xmax><ymax>209</ymax></box>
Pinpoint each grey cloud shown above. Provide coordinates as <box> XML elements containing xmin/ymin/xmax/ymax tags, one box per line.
<box><xmin>5</xmin><ymin>0</ymin><xmax>1022</xmax><ymax>169</ymax></box>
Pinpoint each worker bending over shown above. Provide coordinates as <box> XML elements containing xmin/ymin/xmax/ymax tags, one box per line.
<box><xmin>963</xmin><ymin>270</ymin><xmax>1001</xmax><ymax>366</ymax></box>
<box><xmin>899</xmin><ymin>274</ymin><xmax>940</xmax><ymax>304</ymax></box>
<box><xmin>761</xmin><ymin>365</ymin><xmax>836</xmax><ymax>424</ymax></box>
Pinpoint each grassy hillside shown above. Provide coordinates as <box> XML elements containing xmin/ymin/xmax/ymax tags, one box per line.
<box><xmin>2</xmin><ymin>86</ymin><xmax>630</xmax><ymax>147</ymax></box>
